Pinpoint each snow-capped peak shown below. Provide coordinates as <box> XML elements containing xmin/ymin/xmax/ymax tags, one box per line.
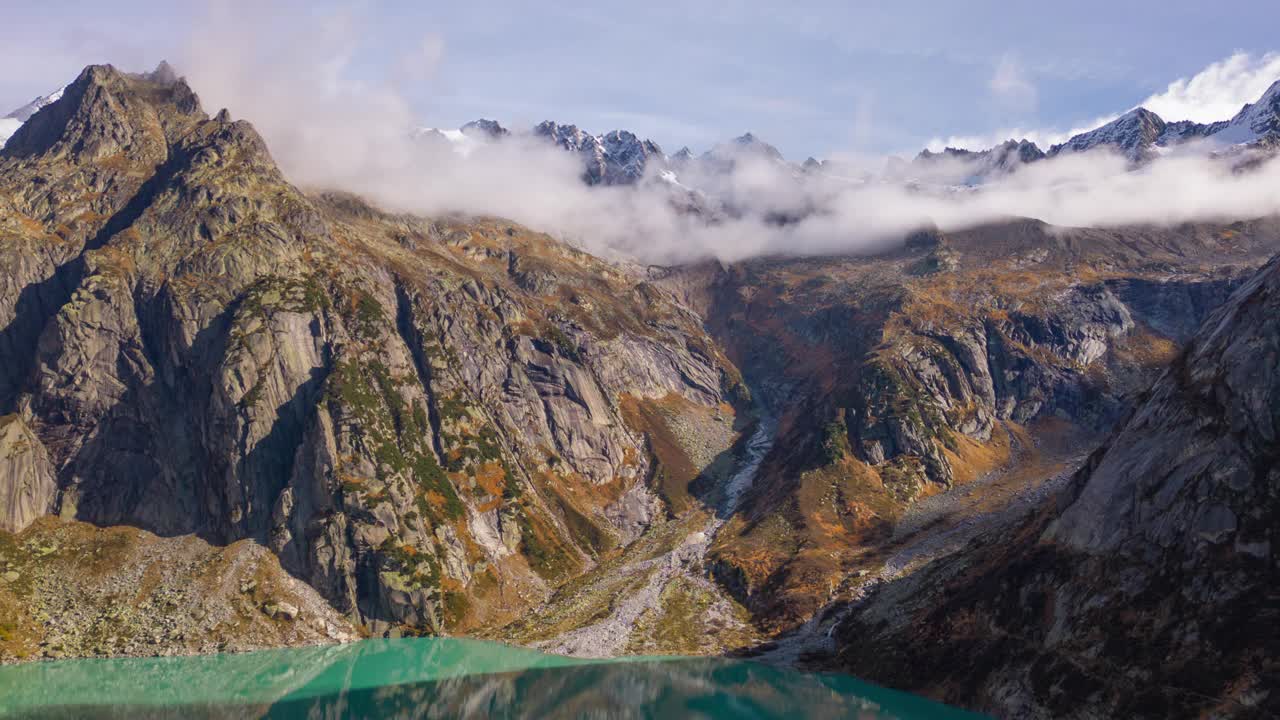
<box><xmin>460</xmin><ymin>118</ymin><xmax>508</xmax><ymax>139</ymax></box>
<box><xmin>1049</xmin><ymin>108</ymin><xmax>1166</xmax><ymax>162</ymax></box>
<box><xmin>532</xmin><ymin>121</ymin><xmax>665</xmax><ymax>185</ymax></box>
<box><xmin>1</xmin><ymin>85</ymin><xmax>67</xmax><ymax>149</ymax></box>
<box><xmin>1210</xmin><ymin>78</ymin><xmax>1280</xmax><ymax>146</ymax></box>
<box><xmin>5</xmin><ymin>86</ymin><xmax>66</xmax><ymax>123</ymax></box>
<box><xmin>414</xmin><ymin>119</ymin><xmax>510</xmax><ymax>157</ymax></box>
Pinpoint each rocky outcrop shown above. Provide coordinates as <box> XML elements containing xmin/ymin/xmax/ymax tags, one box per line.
<box><xmin>0</xmin><ymin>64</ymin><xmax>740</xmax><ymax>639</ymax></box>
<box><xmin>0</xmin><ymin>415</ymin><xmax>56</xmax><ymax>533</ymax></box>
<box><xmin>833</xmin><ymin>253</ymin><xmax>1280</xmax><ymax>719</ymax></box>
<box><xmin>0</xmin><ymin>518</ymin><xmax>358</xmax><ymax>662</ymax></box>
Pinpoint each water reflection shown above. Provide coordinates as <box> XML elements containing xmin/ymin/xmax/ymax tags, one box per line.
<box><xmin>0</xmin><ymin>638</ymin><xmax>985</xmax><ymax>719</ymax></box>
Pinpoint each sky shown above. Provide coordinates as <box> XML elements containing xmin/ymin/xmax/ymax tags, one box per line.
<box><xmin>4</xmin><ymin>1</ymin><xmax>1280</xmax><ymax>160</ymax></box>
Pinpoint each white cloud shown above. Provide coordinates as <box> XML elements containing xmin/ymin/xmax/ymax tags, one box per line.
<box><xmin>171</xmin><ymin>4</ymin><xmax>1280</xmax><ymax>267</ymax></box>
<box><xmin>989</xmin><ymin>54</ymin><xmax>1037</xmax><ymax>111</ymax></box>
<box><xmin>924</xmin><ymin>114</ymin><xmax>1115</xmax><ymax>154</ymax></box>
<box><xmin>929</xmin><ymin>51</ymin><xmax>1280</xmax><ymax>153</ymax></box>
<box><xmin>394</xmin><ymin>33</ymin><xmax>446</xmax><ymax>86</ymax></box>
<box><xmin>1140</xmin><ymin>51</ymin><xmax>1280</xmax><ymax>123</ymax></box>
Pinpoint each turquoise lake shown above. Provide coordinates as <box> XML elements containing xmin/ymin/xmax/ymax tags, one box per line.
<box><xmin>0</xmin><ymin>638</ymin><xmax>987</xmax><ymax>719</ymax></box>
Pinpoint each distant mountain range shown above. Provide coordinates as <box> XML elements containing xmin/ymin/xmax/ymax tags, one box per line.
<box><xmin>405</xmin><ymin>76</ymin><xmax>1280</xmax><ymax>196</ymax></box>
<box><xmin>5</xmin><ymin>72</ymin><xmax>1279</xmax><ymax>193</ymax></box>
<box><xmin>913</xmin><ymin>78</ymin><xmax>1280</xmax><ymax>180</ymax></box>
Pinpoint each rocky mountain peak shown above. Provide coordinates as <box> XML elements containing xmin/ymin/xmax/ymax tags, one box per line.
<box><xmin>532</xmin><ymin>121</ymin><xmax>665</xmax><ymax>185</ymax></box>
<box><xmin>146</xmin><ymin>60</ymin><xmax>180</xmax><ymax>86</ymax></box>
<box><xmin>912</xmin><ymin>137</ymin><xmax>1045</xmax><ymax>184</ymax></box>
<box><xmin>1049</xmin><ymin>107</ymin><xmax>1167</xmax><ymax>162</ymax></box>
<box><xmin>727</xmin><ymin>132</ymin><xmax>784</xmax><ymax>161</ymax></box>
<box><xmin>460</xmin><ymin>118</ymin><xmax>509</xmax><ymax>139</ymax></box>
<box><xmin>1212</xmin><ymin>77</ymin><xmax>1280</xmax><ymax>145</ymax></box>
<box><xmin>532</xmin><ymin>120</ymin><xmax>591</xmax><ymax>150</ymax></box>
<box><xmin>2</xmin><ymin>62</ymin><xmax>206</xmax><ymax>162</ymax></box>
<box><xmin>997</xmin><ymin>138</ymin><xmax>1045</xmax><ymax>162</ymax></box>
<box><xmin>4</xmin><ymin>88</ymin><xmax>65</xmax><ymax>123</ymax></box>
<box><xmin>0</xmin><ymin>61</ymin><xmax>742</xmax><ymax>644</ymax></box>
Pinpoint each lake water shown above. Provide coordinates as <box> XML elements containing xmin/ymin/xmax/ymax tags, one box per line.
<box><xmin>0</xmin><ymin>638</ymin><xmax>986</xmax><ymax>719</ymax></box>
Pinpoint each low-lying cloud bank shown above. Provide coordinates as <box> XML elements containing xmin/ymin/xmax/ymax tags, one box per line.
<box><xmin>178</xmin><ymin>3</ymin><xmax>1280</xmax><ymax>266</ymax></box>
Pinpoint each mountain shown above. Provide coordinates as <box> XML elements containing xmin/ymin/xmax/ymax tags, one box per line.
<box><xmin>912</xmin><ymin>138</ymin><xmax>1046</xmax><ymax>183</ymax></box>
<box><xmin>0</xmin><ymin>87</ymin><xmax>66</xmax><ymax>148</ymax></box>
<box><xmin>1212</xmin><ymin>78</ymin><xmax>1280</xmax><ymax>146</ymax></box>
<box><xmin>670</xmin><ymin>146</ymin><xmax>695</xmax><ymax>166</ymax></box>
<box><xmin>412</xmin><ymin>119</ymin><xmax>508</xmax><ymax>157</ymax></box>
<box><xmin>697</xmin><ymin>132</ymin><xmax>789</xmax><ymax>174</ymax></box>
<box><xmin>532</xmin><ymin>121</ymin><xmax>666</xmax><ymax>185</ymax></box>
<box><xmin>667</xmin><ymin>218</ymin><xmax>1280</xmax><ymax>631</ymax></box>
<box><xmin>832</xmin><ymin>248</ymin><xmax>1280</xmax><ymax>718</ymax></box>
<box><xmin>942</xmin><ymin>78</ymin><xmax>1280</xmax><ymax>168</ymax></box>
<box><xmin>460</xmin><ymin>118</ymin><xmax>508</xmax><ymax>139</ymax></box>
<box><xmin>5</xmin><ymin>87</ymin><xmax>66</xmax><ymax>123</ymax></box>
<box><xmin>4</xmin><ymin>61</ymin><xmax>1280</xmax><ymax>706</ymax></box>
<box><xmin>1048</xmin><ymin>107</ymin><xmax>1168</xmax><ymax>162</ymax></box>
<box><xmin>0</xmin><ymin>63</ymin><xmax>744</xmax><ymax>658</ymax></box>
<box><xmin>416</xmin><ymin>119</ymin><xmax>670</xmax><ymax>185</ymax></box>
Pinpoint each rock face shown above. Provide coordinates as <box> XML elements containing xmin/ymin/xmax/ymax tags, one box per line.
<box><xmin>833</xmin><ymin>253</ymin><xmax>1280</xmax><ymax>719</ymax></box>
<box><xmin>665</xmin><ymin>219</ymin><xmax>1280</xmax><ymax>626</ymax></box>
<box><xmin>459</xmin><ymin>118</ymin><xmax>508</xmax><ymax>139</ymax></box>
<box><xmin>0</xmin><ymin>415</ymin><xmax>56</xmax><ymax>533</ymax></box>
<box><xmin>0</xmin><ymin>64</ymin><xmax>741</xmax><ymax>637</ymax></box>
<box><xmin>532</xmin><ymin>122</ymin><xmax>666</xmax><ymax>185</ymax></box>
<box><xmin>1049</xmin><ymin>108</ymin><xmax>1169</xmax><ymax>163</ymax></box>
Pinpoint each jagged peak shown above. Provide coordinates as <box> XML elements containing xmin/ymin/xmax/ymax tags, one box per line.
<box><xmin>2</xmin><ymin>62</ymin><xmax>206</xmax><ymax>161</ymax></box>
<box><xmin>146</xmin><ymin>60</ymin><xmax>180</xmax><ymax>86</ymax></box>
<box><xmin>1048</xmin><ymin>106</ymin><xmax>1167</xmax><ymax>161</ymax></box>
<box><xmin>460</xmin><ymin>118</ymin><xmax>508</xmax><ymax>138</ymax></box>
<box><xmin>1120</xmin><ymin>106</ymin><xmax>1161</xmax><ymax>121</ymax></box>
<box><xmin>1247</xmin><ymin>77</ymin><xmax>1280</xmax><ymax>109</ymax></box>
<box><xmin>707</xmin><ymin>132</ymin><xmax>784</xmax><ymax>163</ymax></box>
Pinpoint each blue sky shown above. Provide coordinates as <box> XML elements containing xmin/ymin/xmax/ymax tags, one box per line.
<box><xmin>4</xmin><ymin>1</ymin><xmax>1280</xmax><ymax>158</ymax></box>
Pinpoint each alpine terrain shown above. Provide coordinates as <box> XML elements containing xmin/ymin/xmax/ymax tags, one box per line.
<box><xmin>0</xmin><ymin>57</ymin><xmax>1278</xmax><ymax>720</ymax></box>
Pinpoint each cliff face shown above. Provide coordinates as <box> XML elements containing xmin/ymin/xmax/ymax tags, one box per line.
<box><xmin>833</xmin><ymin>254</ymin><xmax>1280</xmax><ymax>719</ymax></box>
<box><xmin>0</xmin><ymin>64</ymin><xmax>740</xmax><ymax>637</ymax></box>
<box><xmin>673</xmin><ymin>220</ymin><xmax>1280</xmax><ymax>627</ymax></box>
<box><xmin>0</xmin><ymin>415</ymin><xmax>56</xmax><ymax>533</ymax></box>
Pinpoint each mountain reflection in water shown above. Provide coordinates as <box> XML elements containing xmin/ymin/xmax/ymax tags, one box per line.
<box><xmin>0</xmin><ymin>638</ymin><xmax>987</xmax><ymax>719</ymax></box>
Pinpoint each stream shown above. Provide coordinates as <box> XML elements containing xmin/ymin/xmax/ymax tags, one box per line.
<box><xmin>537</xmin><ymin>413</ymin><xmax>776</xmax><ymax>658</ymax></box>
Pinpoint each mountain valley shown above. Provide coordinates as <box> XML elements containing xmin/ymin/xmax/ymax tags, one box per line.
<box><xmin>1</xmin><ymin>60</ymin><xmax>1279</xmax><ymax>719</ymax></box>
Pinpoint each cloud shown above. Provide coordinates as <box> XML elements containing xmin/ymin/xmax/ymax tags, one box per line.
<box><xmin>170</xmin><ymin>3</ymin><xmax>1280</xmax><ymax>268</ymax></box>
<box><xmin>394</xmin><ymin>33</ymin><xmax>446</xmax><ymax>86</ymax></box>
<box><xmin>930</xmin><ymin>51</ymin><xmax>1280</xmax><ymax>153</ymax></box>
<box><xmin>1140</xmin><ymin>51</ymin><xmax>1280</xmax><ymax>123</ymax></box>
<box><xmin>923</xmin><ymin>116</ymin><xmax>1113</xmax><ymax>154</ymax></box>
<box><xmin>989</xmin><ymin>54</ymin><xmax>1037</xmax><ymax>111</ymax></box>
